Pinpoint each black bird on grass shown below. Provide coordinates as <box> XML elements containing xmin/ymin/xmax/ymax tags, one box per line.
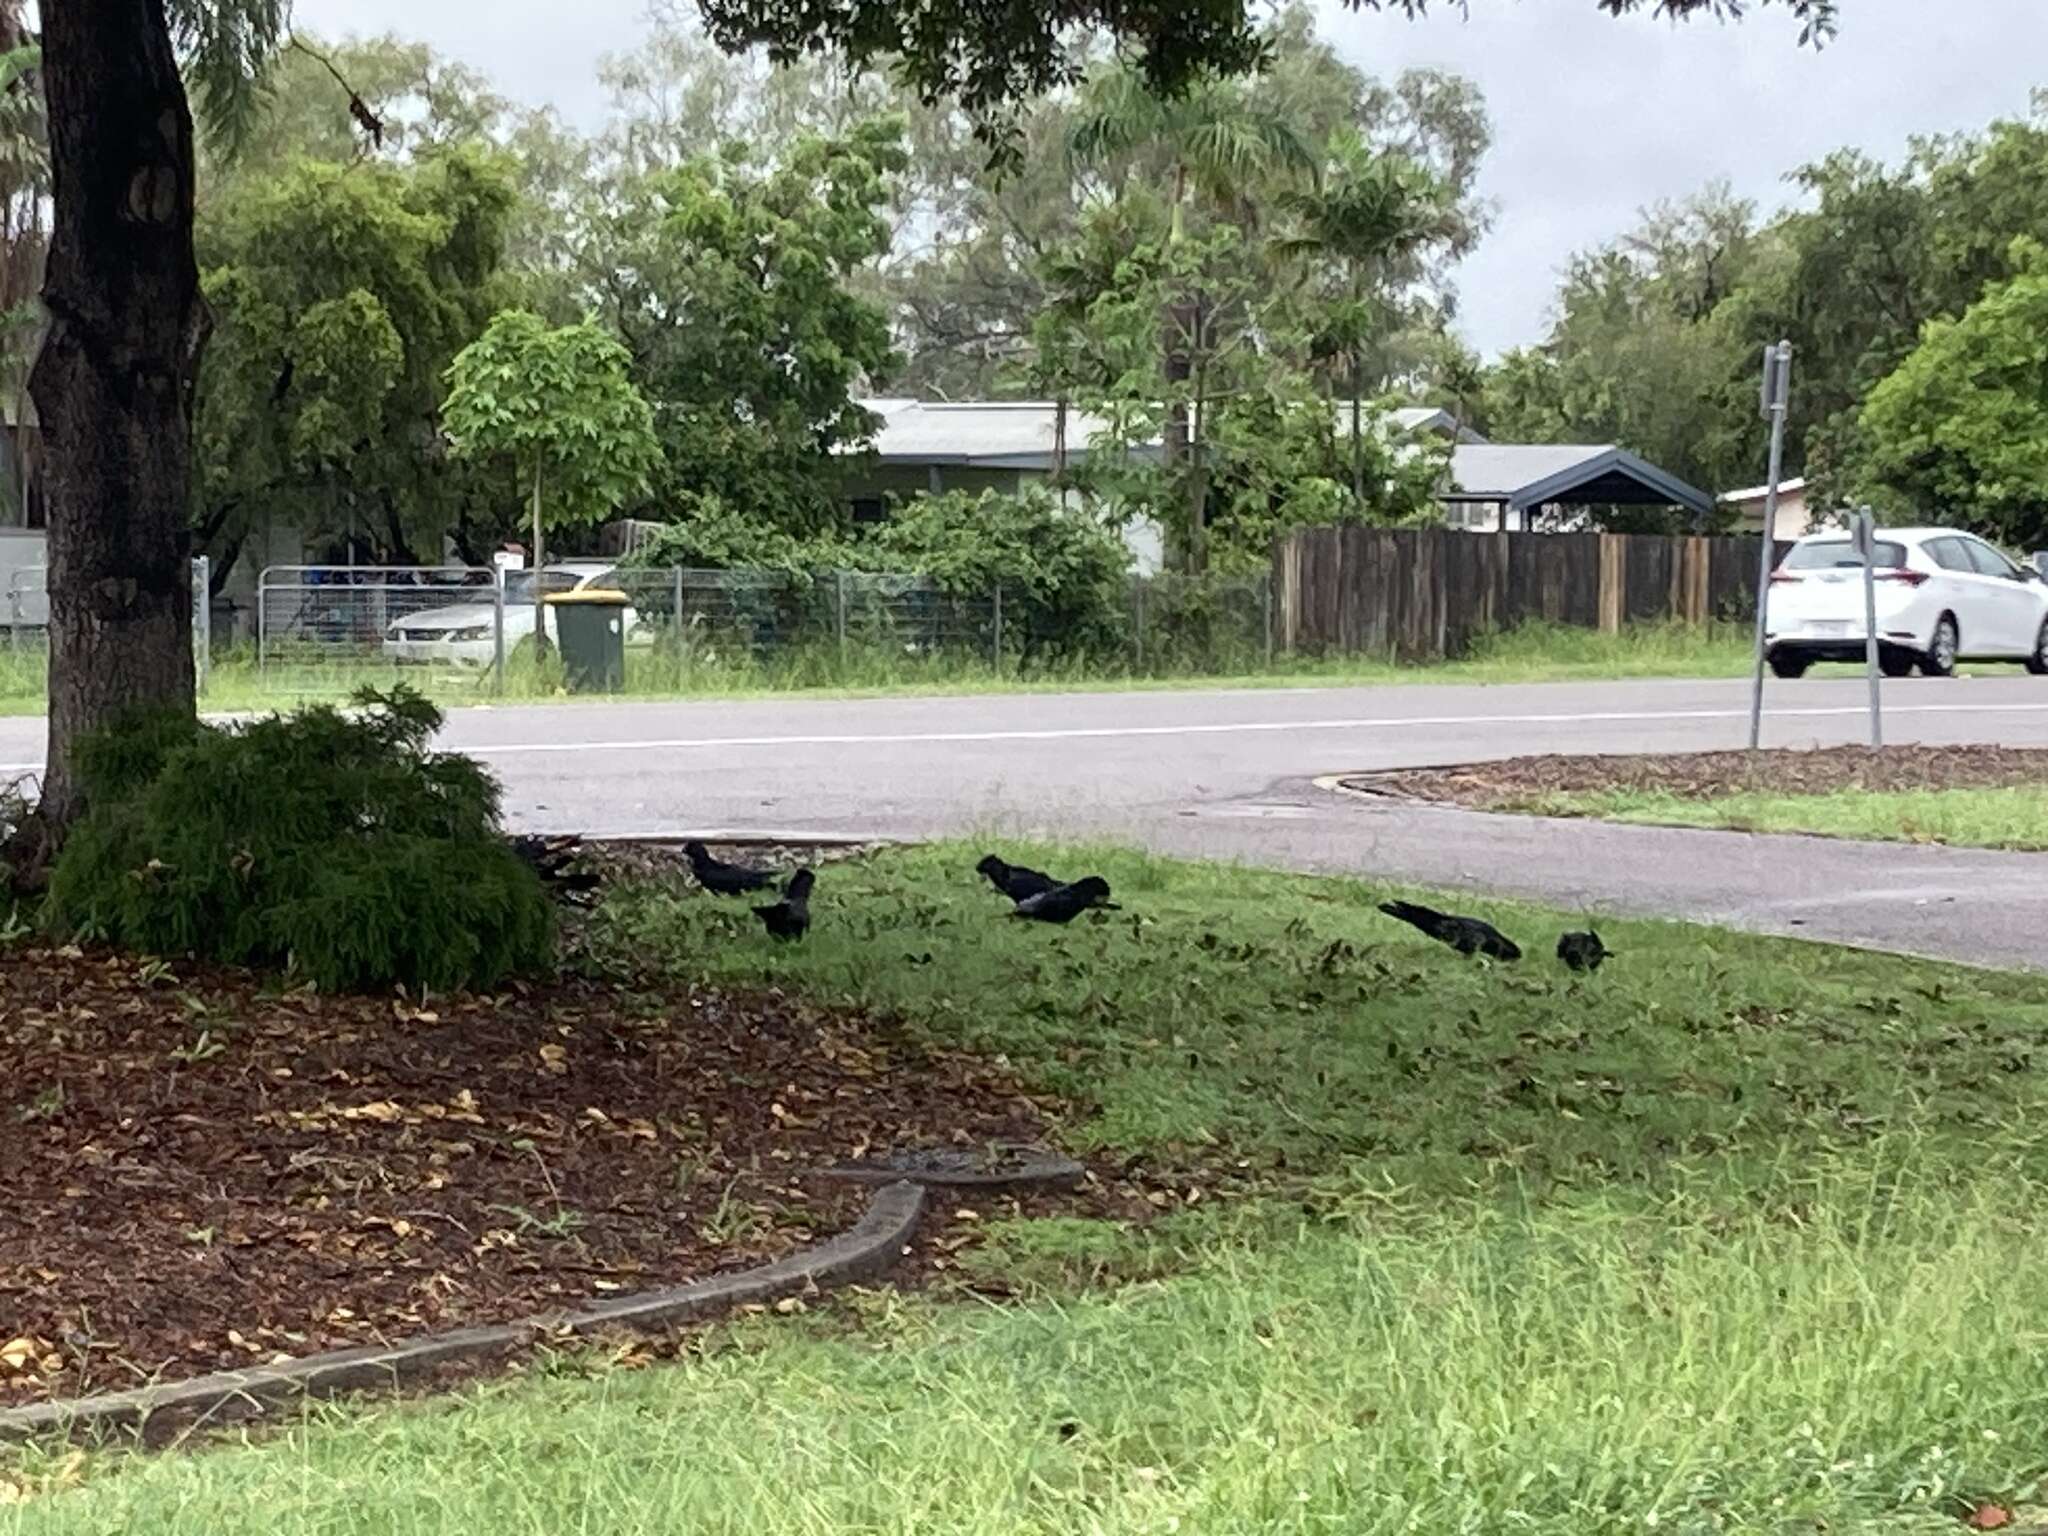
<box><xmin>976</xmin><ymin>853</ymin><xmax>1060</xmax><ymax>903</ymax></box>
<box><xmin>1557</xmin><ymin>931</ymin><xmax>1615</xmax><ymax>973</ymax></box>
<box><xmin>510</xmin><ymin>835</ymin><xmax>603</xmax><ymax>905</ymax></box>
<box><xmin>684</xmin><ymin>840</ymin><xmax>776</xmax><ymax>897</ymax></box>
<box><xmin>1376</xmin><ymin>900</ymin><xmax>1522</xmax><ymax>961</ymax></box>
<box><xmin>753</xmin><ymin>869</ymin><xmax>815</xmax><ymax>942</ymax></box>
<box><xmin>1013</xmin><ymin>876</ymin><xmax>1120</xmax><ymax>926</ymax></box>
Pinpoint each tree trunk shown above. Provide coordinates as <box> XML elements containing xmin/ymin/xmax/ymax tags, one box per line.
<box><xmin>29</xmin><ymin>0</ymin><xmax>204</xmax><ymax>839</ymax></box>
<box><xmin>1164</xmin><ymin>297</ymin><xmax>1195</xmax><ymax>572</ymax></box>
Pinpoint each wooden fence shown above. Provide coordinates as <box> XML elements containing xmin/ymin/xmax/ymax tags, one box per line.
<box><xmin>1272</xmin><ymin>527</ymin><xmax>1781</xmax><ymax>661</ymax></box>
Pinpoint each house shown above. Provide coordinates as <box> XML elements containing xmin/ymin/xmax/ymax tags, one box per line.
<box><xmin>1440</xmin><ymin>444</ymin><xmax>1716</xmax><ymax>532</ymax></box>
<box><xmin>841</xmin><ymin>399</ymin><xmax>1715</xmax><ymax>564</ymax></box>
<box><xmin>1721</xmin><ymin>477</ymin><xmax>1832</xmax><ymax>541</ymax></box>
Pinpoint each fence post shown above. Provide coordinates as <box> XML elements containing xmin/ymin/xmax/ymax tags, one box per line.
<box><xmin>492</xmin><ymin>567</ymin><xmax>507</xmax><ymax>694</ymax></box>
<box><xmin>1262</xmin><ymin>570</ymin><xmax>1274</xmax><ymax>669</ymax></box>
<box><xmin>191</xmin><ymin>556</ymin><xmax>211</xmax><ymax>696</ymax></box>
<box><xmin>835</xmin><ymin>570</ymin><xmax>848</xmax><ymax>669</ymax></box>
<box><xmin>991</xmin><ymin>584</ymin><xmax>1003</xmax><ymax>672</ymax></box>
<box><xmin>257</xmin><ymin>569</ymin><xmax>269</xmax><ymax>677</ymax></box>
<box><xmin>672</xmin><ymin>565</ymin><xmax>686</xmax><ymax>688</ymax></box>
<box><xmin>1132</xmin><ymin>576</ymin><xmax>1145</xmax><ymax>671</ymax></box>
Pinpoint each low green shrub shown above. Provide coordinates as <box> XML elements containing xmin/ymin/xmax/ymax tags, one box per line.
<box><xmin>45</xmin><ymin>687</ymin><xmax>551</xmax><ymax>991</ymax></box>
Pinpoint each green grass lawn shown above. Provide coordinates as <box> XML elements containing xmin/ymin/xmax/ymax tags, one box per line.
<box><xmin>1507</xmin><ymin>783</ymin><xmax>2048</xmax><ymax>851</ymax></box>
<box><xmin>0</xmin><ymin>621</ymin><xmax>1754</xmax><ymax>718</ymax></box>
<box><xmin>12</xmin><ymin>843</ymin><xmax>2048</xmax><ymax>1533</ymax></box>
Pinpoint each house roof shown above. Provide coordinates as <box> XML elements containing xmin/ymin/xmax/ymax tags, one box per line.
<box><xmin>860</xmin><ymin>399</ymin><xmax>1117</xmax><ymax>469</ymax></box>
<box><xmin>1389</xmin><ymin>406</ymin><xmax>1489</xmax><ymax>445</ymax></box>
<box><xmin>1447</xmin><ymin>444</ymin><xmax>1715</xmax><ymax>517</ymax></box>
<box><xmin>856</xmin><ymin>397</ymin><xmax>1486</xmax><ymax>470</ymax></box>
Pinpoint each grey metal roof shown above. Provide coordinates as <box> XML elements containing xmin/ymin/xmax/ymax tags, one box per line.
<box><xmin>1447</xmin><ymin>444</ymin><xmax>1714</xmax><ymax>517</ymax></box>
<box><xmin>857</xmin><ymin>398</ymin><xmax>1486</xmax><ymax>468</ymax></box>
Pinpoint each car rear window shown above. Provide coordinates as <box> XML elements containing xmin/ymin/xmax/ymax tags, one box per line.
<box><xmin>1782</xmin><ymin>540</ymin><xmax>1907</xmax><ymax>570</ymax></box>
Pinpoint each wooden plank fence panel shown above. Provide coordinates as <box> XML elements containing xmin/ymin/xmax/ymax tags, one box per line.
<box><xmin>1272</xmin><ymin>527</ymin><xmax>1771</xmax><ymax>662</ymax></box>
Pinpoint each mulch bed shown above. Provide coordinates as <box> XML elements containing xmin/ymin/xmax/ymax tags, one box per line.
<box><xmin>1354</xmin><ymin>745</ymin><xmax>2048</xmax><ymax>810</ymax></box>
<box><xmin>0</xmin><ymin>941</ymin><xmax>1088</xmax><ymax>1410</ymax></box>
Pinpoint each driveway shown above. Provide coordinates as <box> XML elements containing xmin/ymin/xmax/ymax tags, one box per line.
<box><xmin>4</xmin><ymin>672</ymin><xmax>2046</xmax><ymax>969</ymax></box>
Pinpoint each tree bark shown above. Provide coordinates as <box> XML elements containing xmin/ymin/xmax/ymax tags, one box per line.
<box><xmin>29</xmin><ymin>0</ymin><xmax>204</xmax><ymax>838</ymax></box>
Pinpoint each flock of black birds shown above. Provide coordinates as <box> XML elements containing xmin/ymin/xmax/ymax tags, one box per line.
<box><xmin>516</xmin><ymin>834</ymin><xmax>1612</xmax><ymax>972</ymax></box>
<box><xmin>1377</xmin><ymin>899</ymin><xmax>1615</xmax><ymax>974</ymax></box>
<box><xmin>675</xmin><ymin>841</ymin><xmax>1122</xmax><ymax>940</ymax></box>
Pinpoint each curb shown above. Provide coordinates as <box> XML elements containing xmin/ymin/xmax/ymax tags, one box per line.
<box><xmin>818</xmin><ymin>1149</ymin><xmax>1087</xmax><ymax>1198</ymax></box>
<box><xmin>0</xmin><ymin>1181</ymin><xmax>927</xmax><ymax>1446</ymax></box>
<box><xmin>572</xmin><ymin>830</ymin><xmax>900</xmax><ymax>850</ymax></box>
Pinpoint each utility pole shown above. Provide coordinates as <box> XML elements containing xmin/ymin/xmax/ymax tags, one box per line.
<box><xmin>1748</xmin><ymin>340</ymin><xmax>1793</xmax><ymax>751</ymax></box>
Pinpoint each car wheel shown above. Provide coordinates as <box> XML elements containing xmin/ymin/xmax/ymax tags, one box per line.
<box><xmin>1921</xmin><ymin>615</ymin><xmax>1959</xmax><ymax>678</ymax></box>
<box><xmin>1768</xmin><ymin>650</ymin><xmax>1811</xmax><ymax>680</ymax></box>
<box><xmin>1879</xmin><ymin>649</ymin><xmax>1915</xmax><ymax>679</ymax></box>
<box><xmin>2028</xmin><ymin>617</ymin><xmax>2048</xmax><ymax>676</ymax></box>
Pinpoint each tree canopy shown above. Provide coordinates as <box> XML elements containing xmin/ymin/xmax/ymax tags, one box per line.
<box><xmin>1859</xmin><ymin>244</ymin><xmax>2048</xmax><ymax>549</ymax></box>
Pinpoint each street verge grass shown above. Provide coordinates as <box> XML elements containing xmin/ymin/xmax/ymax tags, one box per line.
<box><xmin>1507</xmin><ymin>783</ymin><xmax>2048</xmax><ymax>851</ymax></box>
<box><xmin>10</xmin><ymin>842</ymin><xmax>2048</xmax><ymax>1533</ymax></box>
<box><xmin>0</xmin><ymin>620</ymin><xmax>1754</xmax><ymax>717</ymax></box>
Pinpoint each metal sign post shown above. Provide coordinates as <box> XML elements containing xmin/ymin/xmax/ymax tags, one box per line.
<box><xmin>1854</xmin><ymin>508</ymin><xmax>1884</xmax><ymax>749</ymax></box>
<box><xmin>1748</xmin><ymin>340</ymin><xmax>1793</xmax><ymax>750</ymax></box>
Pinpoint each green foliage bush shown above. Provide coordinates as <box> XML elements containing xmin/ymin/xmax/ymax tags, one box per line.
<box><xmin>623</xmin><ymin>485</ymin><xmax>1133</xmax><ymax>661</ymax></box>
<box><xmin>45</xmin><ymin>688</ymin><xmax>551</xmax><ymax>992</ymax></box>
<box><xmin>861</xmin><ymin>487</ymin><xmax>1131</xmax><ymax>660</ymax></box>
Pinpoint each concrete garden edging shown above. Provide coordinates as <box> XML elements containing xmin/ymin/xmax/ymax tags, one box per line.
<box><xmin>817</xmin><ymin>1146</ymin><xmax>1087</xmax><ymax>1198</ymax></box>
<box><xmin>0</xmin><ymin>1180</ymin><xmax>928</xmax><ymax>1445</ymax></box>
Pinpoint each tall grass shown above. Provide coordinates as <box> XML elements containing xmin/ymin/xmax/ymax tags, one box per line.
<box><xmin>10</xmin><ymin>1139</ymin><xmax>2044</xmax><ymax>1534</ymax></box>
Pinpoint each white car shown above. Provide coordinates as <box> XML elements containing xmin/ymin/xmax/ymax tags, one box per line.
<box><xmin>1766</xmin><ymin>526</ymin><xmax>2048</xmax><ymax>679</ymax></box>
<box><xmin>382</xmin><ymin>562</ymin><xmax>639</xmax><ymax>667</ymax></box>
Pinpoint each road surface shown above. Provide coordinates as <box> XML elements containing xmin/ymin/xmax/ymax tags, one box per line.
<box><xmin>5</xmin><ymin>673</ymin><xmax>2047</xmax><ymax>970</ymax></box>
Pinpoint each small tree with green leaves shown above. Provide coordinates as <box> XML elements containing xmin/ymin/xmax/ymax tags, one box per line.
<box><xmin>1858</xmin><ymin>240</ymin><xmax>2048</xmax><ymax>549</ymax></box>
<box><xmin>443</xmin><ymin>310</ymin><xmax>660</xmax><ymax>652</ymax></box>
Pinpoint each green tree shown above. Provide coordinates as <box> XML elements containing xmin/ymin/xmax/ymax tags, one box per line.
<box><xmin>1479</xmin><ymin>185</ymin><xmax>1765</xmax><ymax>511</ymax></box>
<box><xmin>1858</xmin><ymin>244</ymin><xmax>2048</xmax><ymax>549</ymax></box>
<box><xmin>1279</xmin><ymin>129</ymin><xmax>1455</xmax><ymax>501</ymax></box>
<box><xmin>1069</xmin><ymin>62</ymin><xmax>1315</xmax><ymax>566</ymax></box>
<box><xmin>598</xmin><ymin>119</ymin><xmax>906</xmax><ymax>535</ymax></box>
<box><xmin>195</xmin><ymin>146</ymin><xmax>517</xmax><ymax>576</ymax></box>
<box><xmin>442</xmin><ymin>310</ymin><xmax>661</xmax><ymax>649</ymax></box>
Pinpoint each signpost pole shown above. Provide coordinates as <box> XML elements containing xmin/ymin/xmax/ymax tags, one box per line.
<box><xmin>1856</xmin><ymin>507</ymin><xmax>1884</xmax><ymax>749</ymax></box>
<box><xmin>1748</xmin><ymin>340</ymin><xmax>1793</xmax><ymax>750</ymax></box>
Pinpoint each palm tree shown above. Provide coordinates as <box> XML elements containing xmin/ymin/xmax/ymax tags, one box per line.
<box><xmin>1277</xmin><ymin>131</ymin><xmax>1454</xmax><ymax>505</ymax></box>
<box><xmin>1068</xmin><ymin>66</ymin><xmax>1316</xmax><ymax>571</ymax></box>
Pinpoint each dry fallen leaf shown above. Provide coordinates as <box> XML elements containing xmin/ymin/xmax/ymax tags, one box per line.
<box><xmin>538</xmin><ymin>1044</ymin><xmax>568</xmax><ymax>1074</ymax></box>
<box><xmin>0</xmin><ymin>1336</ymin><xmax>45</xmax><ymax>1373</ymax></box>
<box><xmin>1968</xmin><ymin>1505</ymin><xmax>2013</xmax><ymax>1532</ymax></box>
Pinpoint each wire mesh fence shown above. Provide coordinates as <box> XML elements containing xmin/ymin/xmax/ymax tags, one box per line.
<box><xmin>241</xmin><ymin>564</ymin><xmax>1274</xmax><ymax>696</ymax></box>
<box><xmin>1</xmin><ymin>559</ymin><xmax>214</xmax><ymax>741</ymax></box>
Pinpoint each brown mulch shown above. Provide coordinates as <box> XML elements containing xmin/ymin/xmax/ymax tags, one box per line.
<box><xmin>0</xmin><ymin>943</ymin><xmax>1093</xmax><ymax>1410</ymax></box>
<box><xmin>1354</xmin><ymin>745</ymin><xmax>2048</xmax><ymax>810</ymax></box>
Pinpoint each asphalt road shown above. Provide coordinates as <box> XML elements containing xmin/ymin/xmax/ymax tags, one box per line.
<box><xmin>5</xmin><ymin>672</ymin><xmax>2048</xmax><ymax>970</ymax></box>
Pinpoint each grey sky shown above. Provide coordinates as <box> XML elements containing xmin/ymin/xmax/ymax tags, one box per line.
<box><xmin>295</xmin><ymin>0</ymin><xmax>2048</xmax><ymax>358</ymax></box>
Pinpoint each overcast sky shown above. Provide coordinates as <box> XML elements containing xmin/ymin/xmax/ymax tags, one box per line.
<box><xmin>295</xmin><ymin>0</ymin><xmax>2048</xmax><ymax>358</ymax></box>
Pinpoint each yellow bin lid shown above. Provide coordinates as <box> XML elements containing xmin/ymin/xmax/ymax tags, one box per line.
<box><xmin>543</xmin><ymin>589</ymin><xmax>632</xmax><ymax>606</ymax></box>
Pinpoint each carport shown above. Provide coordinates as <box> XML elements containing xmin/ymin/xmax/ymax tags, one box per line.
<box><xmin>1445</xmin><ymin>444</ymin><xmax>1716</xmax><ymax>532</ymax></box>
